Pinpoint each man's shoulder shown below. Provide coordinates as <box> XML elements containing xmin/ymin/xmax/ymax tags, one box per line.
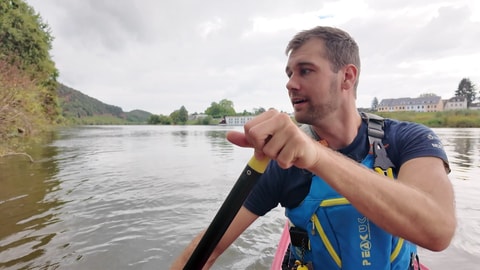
<box><xmin>381</xmin><ymin>118</ymin><xmax>448</xmax><ymax>165</ymax></box>
<box><xmin>383</xmin><ymin>118</ymin><xmax>432</xmax><ymax>137</ymax></box>
<box><xmin>360</xmin><ymin>113</ymin><xmax>429</xmax><ymax>140</ymax></box>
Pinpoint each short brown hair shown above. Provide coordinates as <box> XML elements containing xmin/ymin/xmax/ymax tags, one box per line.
<box><xmin>285</xmin><ymin>26</ymin><xmax>361</xmax><ymax>91</ymax></box>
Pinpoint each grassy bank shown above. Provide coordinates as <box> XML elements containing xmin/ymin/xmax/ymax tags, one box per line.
<box><xmin>377</xmin><ymin>110</ymin><xmax>480</xmax><ymax>128</ymax></box>
<box><xmin>62</xmin><ymin>115</ymin><xmax>134</xmax><ymax>125</ymax></box>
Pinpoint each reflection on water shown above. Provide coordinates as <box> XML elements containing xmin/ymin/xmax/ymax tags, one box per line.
<box><xmin>443</xmin><ymin>128</ymin><xmax>480</xmax><ymax>177</ymax></box>
<box><xmin>417</xmin><ymin>128</ymin><xmax>480</xmax><ymax>269</ymax></box>
<box><xmin>0</xmin><ymin>135</ymin><xmax>64</xmax><ymax>269</ymax></box>
<box><xmin>0</xmin><ymin>126</ymin><xmax>479</xmax><ymax>269</ymax></box>
<box><xmin>171</xmin><ymin>129</ymin><xmax>189</xmax><ymax>148</ymax></box>
<box><xmin>205</xmin><ymin>130</ymin><xmax>235</xmax><ymax>159</ymax></box>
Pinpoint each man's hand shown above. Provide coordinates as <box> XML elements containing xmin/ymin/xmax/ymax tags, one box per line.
<box><xmin>226</xmin><ymin>109</ymin><xmax>320</xmax><ymax>170</ymax></box>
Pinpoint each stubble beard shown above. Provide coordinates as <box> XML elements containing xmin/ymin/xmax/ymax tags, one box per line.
<box><xmin>294</xmin><ymin>79</ymin><xmax>340</xmax><ymax>125</ymax></box>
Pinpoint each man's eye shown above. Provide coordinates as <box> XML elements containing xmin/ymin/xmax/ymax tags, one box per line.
<box><xmin>300</xmin><ymin>69</ymin><xmax>311</xmax><ymax>75</ymax></box>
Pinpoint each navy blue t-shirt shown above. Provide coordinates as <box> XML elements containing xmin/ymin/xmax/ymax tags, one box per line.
<box><xmin>243</xmin><ymin>117</ymin><xmax>450</xmax><ymax>216</ymax></box>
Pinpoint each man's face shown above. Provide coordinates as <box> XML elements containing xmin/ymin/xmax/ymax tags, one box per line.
<box><xmin>285</xmin><ymin>38</ymin><xmax>342</xmax><ymax>125</ymax></box>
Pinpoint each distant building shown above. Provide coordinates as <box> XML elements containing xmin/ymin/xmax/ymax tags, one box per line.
<box><xmin>470</xmin><ymin>103</ymin><xmax>480</xmax><ymax>110</ymax></box>
<box><xmin>224</xmin><ymin>116</ymin><xmax>255</xmax><ymax>126</ymax></box>
<box><xmin>377</xmin><ymin>96</ymin><xmax>443</xmax><ymax>112</ymax></box>
<box><xmin>444</xmin><ymin>96</ymin><xmax>467</xmax><ymax>111</ymax></box>
<box><xmin>188</xmin><ymin>113</ymin><xmax>209</xmax><ymax>120</ymax></box>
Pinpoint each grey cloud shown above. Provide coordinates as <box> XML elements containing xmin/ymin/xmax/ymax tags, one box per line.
<box><xmin>50</xmin><ymin>1</ymin><xmax>152</xmax><ymax>50</ymax></box>
<box><xmin>402</xmin><ymin>6</ymin><xmax>480</xmax><ymax>57</ymax></box>
<box><xmin>344</xmin><ymin>4</ymin><xmax>480</xmax><ymax>73</ymax></box>
<box><xmin>26</xmin><ymin>0</ymin><xmax>480</xmax><ymax>114</ymax></box>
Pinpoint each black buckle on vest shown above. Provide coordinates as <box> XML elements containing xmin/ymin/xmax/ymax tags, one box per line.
<box><xmin>372</xmin><ymin>140</ymin><xmax>395</xmax><ymax>171</ymax></box>
<box><xmin>289</xmin><ymin>226</ymin><xmax>309</xmax><ymax>248</ymax></box>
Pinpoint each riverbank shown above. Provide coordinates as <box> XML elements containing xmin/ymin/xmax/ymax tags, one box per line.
<box><xmin>2</xmin><ymin>110</ymin><xmax>479</xmax><ymax>157</ymax></box>
<box><xmin>186</xmin><ymin>110</ymin><xmax>480</xmax><ymax>127</ymax></box>
<box><xmin>377</xmin><ymin>110</ymin><xmax>480</xmax><ymax>128</ymax></box>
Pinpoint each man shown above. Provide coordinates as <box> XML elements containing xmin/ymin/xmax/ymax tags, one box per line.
<box><xmin>171</xmin><ymin>26</ymin><xmax>456</xmax><ymax>270</ymax></box>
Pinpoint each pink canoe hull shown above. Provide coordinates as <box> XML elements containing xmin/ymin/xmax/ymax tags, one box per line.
<box><xmin>271</xmin><ymin>221</ymin><xmax>291</xmax><ymax>270</ymax></box>
<box><xmin>271</xmin><ymin>221</ymin><xmax>429</xmax><ymax>270</ymax></box>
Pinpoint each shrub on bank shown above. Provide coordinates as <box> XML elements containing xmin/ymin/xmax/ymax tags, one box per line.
<box><xmin>377</xmin><ymin>110</ymin><xmax>480</xmax><ymax>128</ymax></box>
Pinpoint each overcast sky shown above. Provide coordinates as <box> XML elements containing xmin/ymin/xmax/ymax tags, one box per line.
<box><xmin>26</xmin><ymin>0</ymin><xmax>480</xmax><ymax>115</ymax></box>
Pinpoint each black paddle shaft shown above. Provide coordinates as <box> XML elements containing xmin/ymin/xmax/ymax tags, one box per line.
<box><xmin>183</xmin><ymin>157</ymin><xmax>269</xmax><ymax>270</ymax></box>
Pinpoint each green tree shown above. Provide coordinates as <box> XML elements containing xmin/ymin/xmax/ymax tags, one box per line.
<box><xmin>148</xmin><ymin>114</ymin><xmax>172</xmax><ymax>125</ymax></box>
<box><xmin>159</xmin><ymin>115</ymin><xmax>172</xmax><ymax>125</ymax></box>
<box><xmin>205</xmin><ymin>102</ymin><xmax>221</xmax><ymax>118</ymax></box>
<box><xmin>203</xmin><ymin>116</ymin><xmax>213</xmax><ymax>125</ymax></box>
<box><xmin>148</xmin><ymin>115</ymin><xmax>161</xmax><ymax>124</ymax></box>
<box><xmin>170</xmin><ymin>111</ymin><xmax>179</xmax><ymax>124</ymax></box>
<box><xmin>241</xmin><ymin>109</ymin><xmax>252</xmax><ymax>116</ymax></box>
<box><xmin>253</xmin><ymin>107</ymin><xmax>266</xmax><ymax>115</ymax></box>
<box><xmin>205</xmin><ymin>99</ymin><xmax>236</xmax><ymax>118</ymax></box>
<box><xmin>0</xmin><ymin>59</ymin><xmax>48</xmax><ymax>155</ymax></box>
<box><xmin>170</xmin><ymin>106</ymin><xmax>188</xmax><ymax>124</ymax></box>
<box><xmin>195</xmin><ymin>115</ymin><xmax>213</xmax><ymax>125</ymax></box>
<box><xmin>455</xmin><ymin>78</ymin><xmax>477</xmax><ymax>107</ymax></box>
<box><xmin>178</xmin><ymin>105</ymin><xmax>188</xmax><ymax>123</ymax></box>
<box><xmin>0</xmin><ymin>0</ymin><xmax>59</xmax><ymax>122</ymax></box>
<box><xmin>371</xmin><ymin>97</ymin><xmax>379</xmax><ymax>111</ymax></box>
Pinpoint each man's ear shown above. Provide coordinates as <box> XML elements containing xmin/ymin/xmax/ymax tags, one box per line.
<box><xmin>341</xmin><ymin>64</ymin><xmax>358</xmax><ymax>91</ymax></box>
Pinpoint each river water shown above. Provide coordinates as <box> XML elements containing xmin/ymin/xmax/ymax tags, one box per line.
<box><xmin>0</xmin><ymin>125</ymin><xmax>479</xmax><ymax>269</ymax></box>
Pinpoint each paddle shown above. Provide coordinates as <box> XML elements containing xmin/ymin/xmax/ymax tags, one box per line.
<box><xmin>183</xmin><ymin>155</ymin><xmax>270</xmax><ymax>270</ymax></box>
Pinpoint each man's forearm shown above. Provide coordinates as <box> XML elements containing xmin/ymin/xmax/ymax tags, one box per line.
<box><xmin>170</xmin><ymin>231</ymin><xmax>211</xmax><ymax>270</ymax></box>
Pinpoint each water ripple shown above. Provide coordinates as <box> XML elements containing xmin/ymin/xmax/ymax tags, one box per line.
<box><xmin>1</xmin><ymin>126</ymin><xmax>479</xmax><ymax>269</ymax></box>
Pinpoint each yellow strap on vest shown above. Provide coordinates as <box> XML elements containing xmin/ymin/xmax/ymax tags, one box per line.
<box><xmin>319</xmin><ymin>197</ymin><xmax>350</xmax><ymax>207</ymax></box>
<box><xmin>374</xmin><ymin>167</ymin><xmax>395</xmax><ymax>178</ymax></box>
<box><xmin>390</xmin><ymin>237</ymin><xmax>404</xmax><ymax>262</ymax></box>
<box><xmin>310</xmin><ymin>168</ymin><xmax>404</xmax><ymax>267</ymax></box>
<box><xmin>305</xmin><ymin>115</ymin><xmax>405</xmax><ymax>267</ymax></box>
<box><xmin>312</xmin><ymin>214</ymin><xmax>342</xmax><ymax>268</ymax></box>
<box><xmin>376</xmin><ymin>162</ymin><xmax>406</xmax><ymax>263</ymax></box>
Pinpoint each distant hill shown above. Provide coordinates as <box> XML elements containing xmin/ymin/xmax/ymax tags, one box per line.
<box><xmin>124</xmin><ymin>109</ymin><xmax>153</xmax><ymax>123</ymax></box>
<box><xmin>57</xmin><ymin>83</ymin><xmax>152</xmax><ymax>124</ymax></box>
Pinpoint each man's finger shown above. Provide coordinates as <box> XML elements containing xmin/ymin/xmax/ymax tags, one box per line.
<box><xmin>226</xmin><ymin>131</ymin><xmax>252</xmax><ymax>148</ymax></box>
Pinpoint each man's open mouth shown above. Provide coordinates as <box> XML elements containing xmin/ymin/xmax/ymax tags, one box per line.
<box><xmin>292</xmin><ymin>98</ymin><xmax>307</xmax><ymax>105</ymax></box>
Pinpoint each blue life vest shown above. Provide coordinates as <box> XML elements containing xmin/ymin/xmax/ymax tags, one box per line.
<box><xmin>286</xmin><ymin>114</ymin><xmax>417</xmax><ymax>270</ymax></box>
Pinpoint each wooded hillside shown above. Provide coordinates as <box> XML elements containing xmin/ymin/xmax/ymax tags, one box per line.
<box><xmin>58</xmin><ymin>84</ymin><xmax>124</xmax><ymax>118</ymax></box>
<box><xmin>0</xmin><ymin>0</ymin><xmax>152</xmax><ymax>155</ymax></box>
<box><xmin>1</xmin><ymin>0</ymin><xmax>59</xmax><ymax>155</ymax></box>
<box><xmin>57</xmin><ymin>84</ymin><xmax>152</xmax><ymax>124</ymax></box>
